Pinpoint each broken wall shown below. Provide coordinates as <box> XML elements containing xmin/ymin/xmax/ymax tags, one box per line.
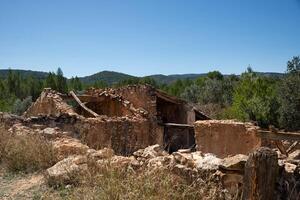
<box><xmin>113</xmin><ymin>85</ymin><xmax>157</xmax><ymax>117</ymax></box>
<box><xmin>24</xmin><ymin>89</ymin><xmax>77</xmax><ymax>118</ymax></box>
<box><xmin>73</xmin><ymin>117</ymin><xmax>164</xmax><ymax>155</ymax></box>
<box><xmin>194</xmin><ymin>120</ymin><xmax>261</xmax><ymax>158</ymax></box>
<box><xmin>75</xmin><ymin>96</ymin><xmax>134</xmax><ymax>117</ymax></box>
<box><xmin>23</xmin><ymin>114</ymin><xmax>164</xmax><ymax>155</ymax></box>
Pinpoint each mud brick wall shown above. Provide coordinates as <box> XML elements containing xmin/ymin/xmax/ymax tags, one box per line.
<box><xmin>73</xmin><ymin>117</ymin><xmax>164</xmax><ymax>155</ymax></box>
<box><xmin>83</xmin><ymin>97</ymin><xmax>134</xmax><ymax>117</ymax></box>
<box><xmin>194</xmin><ymin>120</ymin><xmax>261</xmax><ymax>158</ymax></box>
<box><xmin>59</xmin><ymin>116</ymin><xmax>163</xmax><ymax>155</ymax></box>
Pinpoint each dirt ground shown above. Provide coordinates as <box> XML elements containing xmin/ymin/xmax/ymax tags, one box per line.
<box><xmin>0</xmin><ymin>167</ymin><xmax>45</xmax><ymax>200</ymax></box>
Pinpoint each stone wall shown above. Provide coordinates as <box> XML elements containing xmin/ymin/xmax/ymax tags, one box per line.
<box><xmin>194</xmin><ymin>120</ymin><xmax>261</xmax><ymax>158</ymax></box>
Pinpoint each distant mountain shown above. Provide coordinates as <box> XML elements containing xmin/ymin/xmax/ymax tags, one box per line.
<box><xmin>256</xmin><ymin>72</ymin><xmax>285</xmax><ymax>78</ymax></box>
<box><xmin>146</xmin><ymin>73</ymin><xmax>207</xmax><ymax>84</ymax></box>
<box><xmin>0</xmin><ymin>69</ymin><xmax>285</xmax><ymax>85</ymax></box>
<box><xmin>79</xmin><ymin>71</ymin><xmax>137</xmax><ymax>85</ymax></box>
<box><xmin>0</xmin><ymin>69</ymin><xmax>48</xmax><ymax>80</ymax></box>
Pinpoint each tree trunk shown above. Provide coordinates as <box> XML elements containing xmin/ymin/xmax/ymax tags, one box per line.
<box><xmin>242</xmin><ymin>147</ymin><xmax>279</xmax><ymax>200</ymax></box>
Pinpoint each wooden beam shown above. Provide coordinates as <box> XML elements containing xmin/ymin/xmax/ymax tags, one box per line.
<box><xmin>163</xmin><ymin>123</ymin><xmax>194</xmax><ymax>128</ymax></box>
<box><xmin>287</xmin><ymin>141</ymin><xmax>299</xmax><ymax>154</ymax></box>
<box><xmin>69</xmin><ymin>91</ymin><xmax>99</xmax><ymax>117</ymax></box>
<box><xmin>257</xmin><ymin>130</ymin><xmax>300</xmax><ymax>142</ymax></box>
<box><xmin>274</xmin><ymin>141</ymin><xmax>288</xmax><ymax>156</ymax></box>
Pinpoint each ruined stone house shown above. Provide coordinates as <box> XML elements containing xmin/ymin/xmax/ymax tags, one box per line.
<box><xmin>24</xmin><ymin>85</ymin><xmax>210</xmax><ymax>155</ymax></box>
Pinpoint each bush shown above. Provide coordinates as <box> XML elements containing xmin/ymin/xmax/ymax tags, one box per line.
<box><xmin>12</xmin><ymin>96</ymin><xmax>32</xmax><ymax>115</ymax></box>
<box><xmin>1</xmin><ymin>133</ymin><xmax>57</xmax><ymax>173</ymax></box>
<box><xmin>278</xmin><ymin>73</ymin><xmax>300</xmax><ymax>131</ymax></box>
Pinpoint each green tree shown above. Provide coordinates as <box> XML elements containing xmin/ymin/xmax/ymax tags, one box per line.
<box><xmin>278</xmin><ymin>56</ymin><xmax>300</xmax><ymax>131</ymax></box>
<box><xmin>207</xmin><ymin>70</ymin><xmax>223</xmax><ymax>80</ymax></box>
<box><xmin>231</xmin><ymin>70</ymin><xmax>279</xmax><ymax>127</ymax></box>
<box><xmin>44</xmin><ymin>72</ymin><xmax>57</xmax><ymax>90</ymax></box>
<box><xmin>287</xmin><ymin>56</ymin><xmax>300</xmax><ymax>74</ymax></box>
<box><xmin>181</xmin><ymin>84</ymin><xmax>201</xmax><ymax>103</ymax></box>
<box><xmin>56</xmin><ymin>68</ymin><xmax>68</xmax><ymax>93</ymax></box>
<box><xmin>70</xmin><ymin>76</ymin><xmax>83</xmax><ymax>91</ymax></box>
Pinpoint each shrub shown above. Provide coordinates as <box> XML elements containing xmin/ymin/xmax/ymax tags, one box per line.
<box><xmin>2</xmin><ymin>133</ymin><xmax>57</xmax><ymax>173</ymax></box>
<box><xmin>12</xmin><ymin>96</ymin><xmax>32</xmax><ymax>115</ymax></box>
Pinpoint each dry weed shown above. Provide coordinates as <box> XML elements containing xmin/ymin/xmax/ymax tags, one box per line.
<box><xmin>42</xmin><ymin>162</ymin><xmax>229</xmax><ymax>200</ymax></box>
<box><xmin>1</xmin><ymin>133</ymin><xmax>57</xmax><ymax>173</ymax></box>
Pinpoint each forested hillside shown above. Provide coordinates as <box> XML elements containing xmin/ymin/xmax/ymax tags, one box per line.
<box><xmin>0</xmin><ymin>56</ymin><xmax>299</xmax><ymax>131</ymax></box>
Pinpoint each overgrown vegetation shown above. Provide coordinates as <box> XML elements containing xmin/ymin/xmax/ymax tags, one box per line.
<box><xmin>41</xmin><ymin>164</ymin><xmax>228</xmax><ymax>200</ymax></box>
<box><xmin>0</xmin><ymin>56</ymin><xmax>299</xmax><ymax>130</ymax></box>
<box><xmin>0</xmin><ymin>130</ymin><xmax>57</xmax><ymax>173</ymax></box>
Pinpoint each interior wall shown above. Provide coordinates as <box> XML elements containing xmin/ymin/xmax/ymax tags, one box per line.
<box><xmin>114</xmin><ymin>86</ymin><xmax>157</xmax><ymax>117</ymax></box>
<box><xmin>156</xmin><ymin>97</ymin><xmax>187</xmax><ymax>124</ymax></box>
<box><xmin>73</xmin><ymin>97</ymin><xmax>133</xmax><ymax>117</ymax></box>
<box><xmin>164</xmin><ymin>126</ymin><xmax>195</xmax><ymax>153</ymax></box>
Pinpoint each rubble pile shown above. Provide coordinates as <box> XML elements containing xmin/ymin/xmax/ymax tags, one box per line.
<box><xmin>85</xmin><ymin>87</ymin><xmax>149</xmax><ymax>117</ymax></box>
<box><xmin>23</xmin><ymin>88</ymin><xmax>77</xmax><ymax>118</ymax></box>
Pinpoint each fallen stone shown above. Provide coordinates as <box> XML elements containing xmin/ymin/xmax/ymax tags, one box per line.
<box><xmin>172</xmin><ymin>152</ymin><xmax>195</xmax><ymax>168</ymax></box>
<box><xmin>288</xmin><ymin>150</ymin><xmax>300</xmax><ymax>160</ymax></box>
<box><xmin>40</xmin><ymin>127</ymin><xmax>60</xmax><ymax>139</ymax></box>
<box><xmin>284</xmin><ymin>162</ymin><xmax>297</xmax><ymax>174</ymax></box>
<box><xmin>88</xmin><ymin>148</ymin><xmax>114</xmax><ymax>160</ymax></box>
<box><xmin>219</xmin><ymin>154</ymin><xmax>248</xmax><ymax>172</ymax></box>
<box><xmin>133</xmin><ymin>144</ymin><xmax>168</xmax><ymax>160</ymax></box>
<box><xmin>45</xmin><ymin>155</ymin><xmax>88</xmax><ymax>186</ymax></box>
<box><xmin>96</xmin><ymin>155</ymin><xmax>135</xmax><ymax>169</ymax></box>
<box><xmin>194</xmin><ymin>153</ymin><xmax>221</xmax><ymax>170</ymax></box>
<box><xmin>53</xmin><ymin>137</ymin><xmax>90</xmax><ymax>160</ymax></box>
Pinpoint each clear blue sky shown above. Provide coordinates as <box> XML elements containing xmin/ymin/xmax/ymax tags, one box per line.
<box><xmin>0</xmin><ymin>0</ymin><xmax>300</xmax><ymax>78</ymax></box>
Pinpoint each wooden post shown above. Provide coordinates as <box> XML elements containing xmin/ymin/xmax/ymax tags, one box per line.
<box><xmin>69</xmin><ymin>91</ymin><xmax>99</xmax><ymax>117</ymax></box>
<box><xmin>242</xmin><ymin>147</ymin><xmax>279</xmax><ymax>200</ymax></box>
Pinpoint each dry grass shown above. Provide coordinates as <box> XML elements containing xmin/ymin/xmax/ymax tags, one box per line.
<box><xmin>0</xmin><ymin>125</ymin><xmax>10</xmax><ymax>162</ymax></box>
<box><xmin>0</xmin><ymin>128</ymin><xmax>57</xmax><ymax>173</ymax></box>
<box><xmin>41</xmin><ymin>163</ymin><xmax>229</xmax><ymax>200</ymax></box>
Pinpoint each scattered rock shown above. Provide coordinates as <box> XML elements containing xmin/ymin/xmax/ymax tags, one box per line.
<box><xmin>288</xmin><ymin>150</ymin><xmax>300</xmax><ymax>160</ymax></box>
<box><xmin>53</xmin><ymin>137</ymin><xmax>90</xmax><ymax>160</ymax></box>
<box><xmin>40</xmin><ymin>127</ymin><xmax>60</xmax><ymax>139</ymax></box>
<box><xmin>133</xmin><ymin>144</ymin><xmax>168</xmax><ymax>160</ymax></box>
<box><xmin>284</xmin><ymin>163</ymin><xmax>297</xmax><ymax>174</ymax></box>
<box><xmin>88</xmin><ymin>148</ymin><xmax>115</xmax><ymax>160</ymax></box>
<box><xmin>219</xmin><ymin>154</ymin><xmax>248</xmax><ymax>172</ymax></box>
<box><xmin>194</xmin><ymin>153</ymin><xmax>221</xmax><ymax>170</ymax></box>
<box><xmin>45</xmin><ymin>155</ymin><xmax>88</xmax><ymax>186</ymax></box>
